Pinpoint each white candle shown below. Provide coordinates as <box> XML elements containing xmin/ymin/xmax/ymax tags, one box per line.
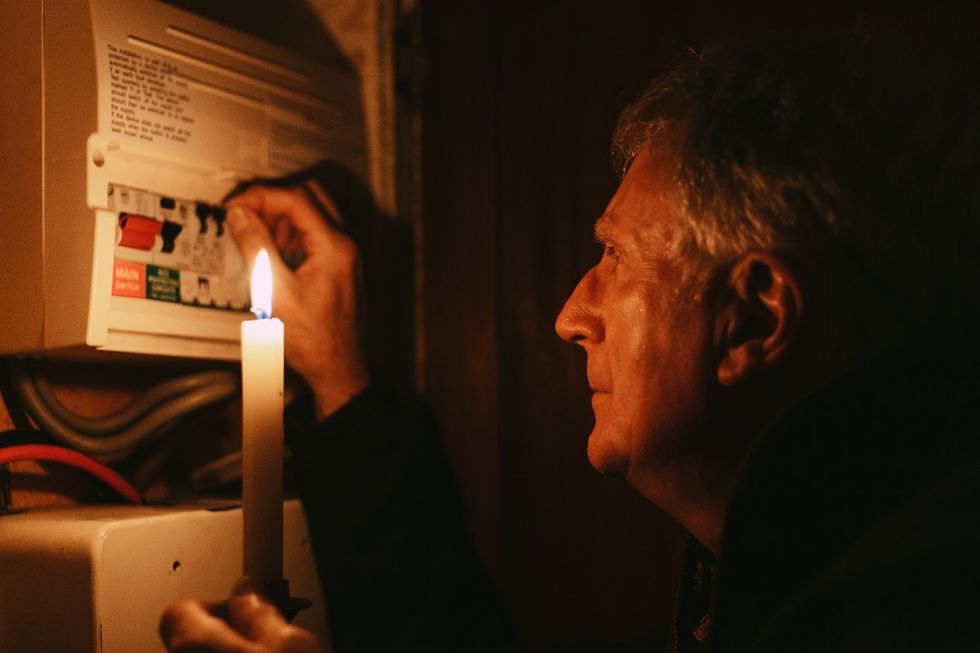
<box><xmin>241</xmin><ymin>248</ymin><xmax>284</xmax><ymax>579</ymax></box>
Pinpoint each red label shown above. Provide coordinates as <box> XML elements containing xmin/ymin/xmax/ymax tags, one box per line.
<box><xmin>112</xmin><ymin>259</ymin><xmax>146</xmax><ymax>298</ymax></box>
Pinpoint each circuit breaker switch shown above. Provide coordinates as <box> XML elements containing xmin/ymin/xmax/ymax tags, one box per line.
<box><xmin>195</xmin><ymin>204</ymin><xmax>212</xmax><ymax>234</ymax></box>
<box><xmin>118</xmin><ymin>214</ymin><xmax>162</xmax><ymax>251</ymax></box>
<box><xmin>212</xmin><ymin>207</ymin><xmax>227</xmax><ymax>236</ymax></box>
<box><xmin>160</xmin><ymin>221</ymin><xmax>183</xmax><ymax>253</ymax></box>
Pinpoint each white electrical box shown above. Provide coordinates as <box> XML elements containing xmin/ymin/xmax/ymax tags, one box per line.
<box><xmin>0</xmin><ymin>500</ymin><xmax>330</xmax><ymax>653</ymax></box>
<box><xmin>0</xmin><ymin>0</ymin><xmax>365</xmax><ymax>360</ymax></box>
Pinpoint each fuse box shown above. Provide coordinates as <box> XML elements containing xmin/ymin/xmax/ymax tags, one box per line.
<box><xmin>0</xmin><ymin>0</ymin><xmax>366</xmax><ymax>360</ymax></box>
<box><xmin>0</xmin><ymin>500</ymin><xmax>330</xmax><ymax>653</ymax></box>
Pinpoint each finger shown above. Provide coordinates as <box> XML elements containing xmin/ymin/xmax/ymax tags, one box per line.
<box><xmin>159</xmin><ymin>600</ymin><xmax>261</xmax><ymax>653</ymax></box>
<box><xmin>279</xmin><ymin>627</ymin><xmax>322</xmax><ymax>653</ymax></box>
<box><xmin>273</xmin><ymin>216</ymin><xmax>294</xmax><ymax>250</ymax></box>
<box><xmin>270</xmin><ymin>217</ymin><xmax>306</xmax><ymax>269</ymax></box>
<box><xmin>304</xmin><ymin>180</ymin><xmax>344</xmax><ymax>228</ymax></box>
<box><xmin>230</xmin><ymin>576</ymin><xmax>271</xmax><ymax>599</ymax></box>
<box><xmin>225</xmin><ymin>592</ymin><xmax>322</xmax><ymax>653</ymax></box>
<box><xmin>225</xmin><ymin>205</ymin><xmax>273</xmax><ymax>262</ymax></box>
<box><xmin>226</xmin><ymin>186</ymin><xmax>335</xmax><ymax>244</ymax></box>
<box><xmin>225</xmin><ymin>206</ymin><xmax>294</xmax><ymax>288</ymax></box>
<box><xmin>225</xmin><ymin>589</ymin><xmax>291</xmax><ymax>644</ymax></box>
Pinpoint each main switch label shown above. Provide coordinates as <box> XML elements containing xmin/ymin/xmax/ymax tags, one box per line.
<box><xmin>112</xmin><ymin>260</ymin><xmax>146</xmax><ymax>298</ymax></box>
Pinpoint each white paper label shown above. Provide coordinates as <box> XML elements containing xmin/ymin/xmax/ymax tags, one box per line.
<box><xmin>106</xmin><ymin>42</ymin><xmax>196</xmax><ymax>146</ymax></box>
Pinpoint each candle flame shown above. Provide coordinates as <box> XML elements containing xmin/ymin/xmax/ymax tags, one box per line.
<box><xmin>250</xmin><ymin>249</ymin><xmax>272</xmax><ymax>319</ymax></box>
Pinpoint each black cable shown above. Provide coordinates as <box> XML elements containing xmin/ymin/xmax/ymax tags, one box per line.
<box><xmin>7</xmin><ymin>358</ymin><xmax>238</xmax><ymax>458</ymax></box>
<box><xmin>28</xmin><ymin>360</ymin><xmax>237</xmax><ymax>434</ymax></box>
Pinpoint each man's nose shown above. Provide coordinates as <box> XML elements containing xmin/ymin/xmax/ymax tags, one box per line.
<box><xmin>555</xmin><ymin>271</ymin><xmax>601</xmax><ymax>345</ymax></box>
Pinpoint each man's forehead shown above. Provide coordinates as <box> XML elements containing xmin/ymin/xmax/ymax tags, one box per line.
<box><xmin>592</xmin><ymin>151</ymin><xmax>687</xmax><ymax>260</ymax></box>
<box><xmin>593</xmin><ymin>211</ymin><xmax>648</xmax><ymax>250</ymax></box>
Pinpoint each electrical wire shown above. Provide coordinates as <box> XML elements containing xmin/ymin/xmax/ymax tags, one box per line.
<box><xmin>0</xmin><ymin>444</ymin><xmax>142</xmax><ymax>503</ymax></box>
<box><xmin>29</xmin><ymin>364</ymin><xmax>236</xmax><ymax>434</ymax></box>
<box><xmin>128</xmin><ymin>441</ymin><xmax>175</xmax><ymax>493</ymax></box>
<box><xmin>6</xmin><ymin>358</ymin><xmax>238</xmax><ymax>459</ymax></box>
<box><xmin>14</xmin><ymin>373</ymin><xmax>236</xmax><ymax>457</ymax></box>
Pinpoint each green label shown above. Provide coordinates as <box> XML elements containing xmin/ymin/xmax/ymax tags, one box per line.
<box><xmin>146</xmin><ymin>265</ymin><xmax>180</xmax><ymax>303</ymax></box>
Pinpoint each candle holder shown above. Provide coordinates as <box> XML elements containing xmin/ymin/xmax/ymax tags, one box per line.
<box><xmin>262</xmin><ymin>578</ymin><xmax>312</xmax><ymax>622</ymax></box>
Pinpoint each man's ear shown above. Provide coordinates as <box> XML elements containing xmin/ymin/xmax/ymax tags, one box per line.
<box><xmin>716</xmin><ymin>252</ymin><xmax>805</xmax><ymax>386</ymax></box>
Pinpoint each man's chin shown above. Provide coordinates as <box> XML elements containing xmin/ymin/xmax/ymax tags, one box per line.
<box><xmin>586</xmin><ymin>430</ymin><xmax>629</xmax><ymax>477</ymax></box>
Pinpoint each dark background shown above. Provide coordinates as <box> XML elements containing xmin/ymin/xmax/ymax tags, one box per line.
<box><xmin>419</xmin><ymin>0</ymin><xmax>867</xmax><ymax>647</ymax></box>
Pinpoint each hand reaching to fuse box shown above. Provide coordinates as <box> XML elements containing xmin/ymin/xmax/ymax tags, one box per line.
<box><xmin>225</xmin><ymin>181</ymin><xmax>370</xmax><ymax>419</ymax></box>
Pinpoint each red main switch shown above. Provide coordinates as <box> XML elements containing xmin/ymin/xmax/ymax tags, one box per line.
<box><xmin>118</xmin><ymin>214</ymin><xmax>162</xmax><ymax>251</ymax></box>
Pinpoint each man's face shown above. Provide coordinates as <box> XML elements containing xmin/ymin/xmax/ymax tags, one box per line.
<box><xmin>556</xmin><ymin>149</ymin><xmax>717</xmax><ymax>478</ymax></box>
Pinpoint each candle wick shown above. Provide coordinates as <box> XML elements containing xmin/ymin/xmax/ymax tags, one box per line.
<box><xmin>251</xmin><ymin>308</ymin><xmax>271</xmax><ymax>319</ymax></box>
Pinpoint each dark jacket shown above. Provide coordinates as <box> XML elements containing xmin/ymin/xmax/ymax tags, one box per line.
<box><xmin>286</xmin><ymin>383</ymin><xmax>516</xmax><ymax>652</ymax></box>
<box><xmin>675</xmin><ymin>349</ymin><xmax>980</xmax><ymax>652</ymax></box>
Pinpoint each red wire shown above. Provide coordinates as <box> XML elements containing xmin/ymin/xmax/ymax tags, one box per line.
<box><xmin>0</xmin><ymin>445</ymin><xmax>142</xmax><ymax>504</ymax></box>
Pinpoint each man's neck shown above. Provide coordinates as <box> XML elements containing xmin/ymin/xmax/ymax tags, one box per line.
<box><xmin>625</xmin><ymin>388</ymin><xmax>797</xmax><ymax>554</ymax></box>
<box><xmin>627</xmin><ymin>454</ymin><xmax>739</xmax><ymax>554</ymax></box>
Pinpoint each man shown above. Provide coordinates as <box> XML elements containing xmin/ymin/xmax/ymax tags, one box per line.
<box><xmin>162</xmin><ymin>22</ymin><xmax>980</xmax><ymax>653</ymax></box>
<box><xmin>553</xmin><ymin>26</ymin><xmax>980</xmax><ymax>651</ymax></box>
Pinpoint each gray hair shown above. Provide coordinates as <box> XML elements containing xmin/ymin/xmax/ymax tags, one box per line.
<box><xmin>613</xmin><ymin>26</ymin><xmax>980</xmax><ymax>357</ymax></box>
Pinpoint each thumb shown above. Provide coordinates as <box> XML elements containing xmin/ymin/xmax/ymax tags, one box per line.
<box><xmin>226</xmin><ymin>206</ymin><xmax>292</xmax><ymax>293</ymax></box>
<box><xmin>230</xmin><ymin>576</ymin><xmax>271</xmax><ymax>598</ymax></box>
<box><xmin>225</xmin><ymin>583</ymin><xmax>288</xmax><ymax>643</ymax></box>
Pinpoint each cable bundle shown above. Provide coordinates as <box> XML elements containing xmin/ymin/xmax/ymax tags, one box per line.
<box><xmin>6</xmin><ymin>358</ymin><xmax>237</xmax><ymax>461</ymax></box>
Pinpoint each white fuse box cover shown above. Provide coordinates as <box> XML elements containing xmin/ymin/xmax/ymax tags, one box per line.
<box><xmin>0</xmin><ymin>500</ymin><xmax>330</xmax><ymax>653</ymax></box>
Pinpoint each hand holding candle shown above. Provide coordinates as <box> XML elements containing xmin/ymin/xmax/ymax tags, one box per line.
<box><xmin>225</xmin><ymin>182</ymin><xmax>370</xmax><ymax>419</ymax></box>
<box><xmin>241</xmin><ymin>248</ymin><xmax>285</xmax><ymax>579</ymax></box>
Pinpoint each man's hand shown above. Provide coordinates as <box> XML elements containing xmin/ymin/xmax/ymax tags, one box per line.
<box><xmin>159</xmin><ymin>578</ymin><xmax>322</xmax><ymax>653</ymax></box>
<box><xmin>225</xmin><ymin>182</ymin><xmax>370</xmax><ymax>418</ymax></box>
